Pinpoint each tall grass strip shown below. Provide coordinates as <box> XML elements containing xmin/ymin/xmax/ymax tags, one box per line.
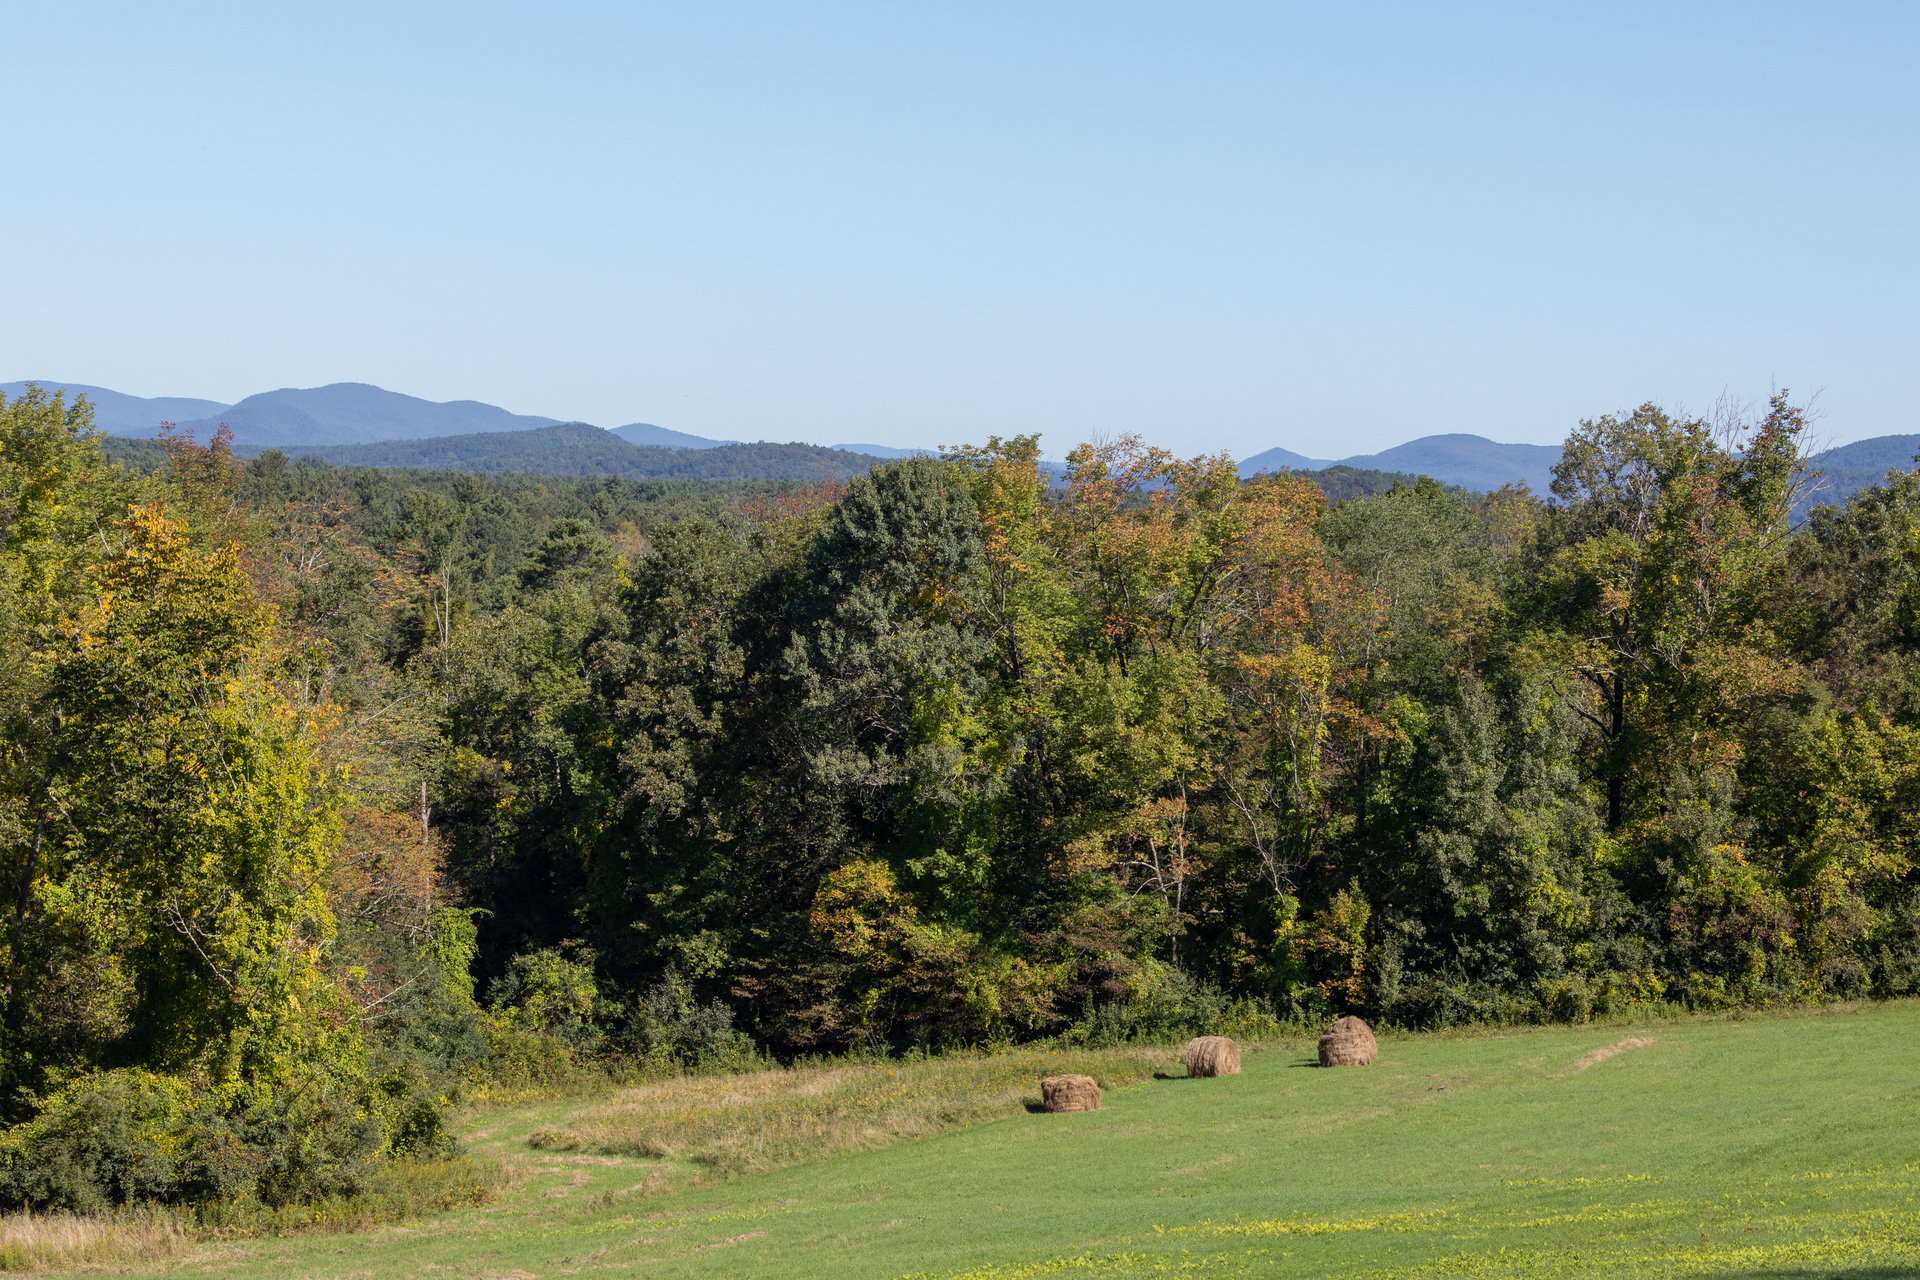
<box><xmin>0</xmin><ymin>1157</ymin><xmax>510</xmax><ymax>1272</ymax></box>
<box><xmin>0</xmin><ymin>1208</ymin><xmax>196</xmax><ymax>1273</ymax></box>
<box><xmin>526</xmin><ymin>1043</ymin><xmax>1185</xmax><ymax>1174</ymax></box>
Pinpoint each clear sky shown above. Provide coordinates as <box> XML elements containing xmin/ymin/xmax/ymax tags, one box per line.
<box><xmin>5</xmin><ymin>2</ymin><xmax>1915</xmax><ymax>457</ymax></box>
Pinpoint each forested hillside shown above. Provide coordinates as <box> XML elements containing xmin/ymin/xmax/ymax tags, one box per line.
<box><xmin>3</xmin><ymin>385</ymin><xmax>1919</xmax><ymax>1212</ymax></box>
<box><xmin>103</xmin><ymin>435</ymin><xmax>1430</xmax><ymax>505</ymax></box>
<box><xmin>246</xmin><ymin>422</ymin><xmax>885</xmax><ymax>480</ymax></box>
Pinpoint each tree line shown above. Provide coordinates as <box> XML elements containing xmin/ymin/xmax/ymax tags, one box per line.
<box><xmin>1</xmin><ymin>384</ymin><xmax>1916</xmax><ymax>1209</ymax></box>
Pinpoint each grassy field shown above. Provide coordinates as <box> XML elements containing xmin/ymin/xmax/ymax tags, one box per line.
<box><xmin>29</xmin><ymin>1003</ymin><xmax>1920</xmax><ymax>1277</ymax></box>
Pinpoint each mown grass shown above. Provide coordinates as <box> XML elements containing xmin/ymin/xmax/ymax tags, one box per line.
<box><xmin>523</xmin><ymin>1042</ymin><xmax>1185</xmax><ymax>1174</ymax></box>
<box><xmin>22</xmin><ymin>1002</ymin><xmax>1920</xmax><ymax>1277</ymax></box>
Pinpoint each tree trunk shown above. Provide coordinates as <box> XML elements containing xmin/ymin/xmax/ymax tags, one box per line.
<box><xmin>1606</xmin><ymin>671</ymin><xmax>1625</xmax><ymax>831</ymax></box>
<box><xmin>15</xmin><ymin>811</ymin><xmax>46</xmax><ymax>920</ymax></box>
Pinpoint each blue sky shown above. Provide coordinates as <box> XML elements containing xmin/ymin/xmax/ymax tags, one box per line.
<box><xmin>5</xmin><ymin>2</ymin><xmax>1914</xmax><ymax>456</ymax></box>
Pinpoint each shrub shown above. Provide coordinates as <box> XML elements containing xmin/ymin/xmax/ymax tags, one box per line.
<box><xmin>1538</xmin><ymin>974</ymin><xmax>1595</xmax><ymax>1023</ymax></box>
<box><xmin>1065</xmin><ymin>968</ymin><xmax>1285</xmax><ymax>1046</ymax></box>
<box><xmin>631</xmin><ymin>969</ymin><xmax>755</xmax><ymax>1070</ymax></box>
<box><xmin>0</xmin><ymin>1071</ymin><xmax>195</xmax><ymax>1211</ymax></box>
<box><xmin>472</xmin><ymin>1015</ymin><xmax>586</xmax><ymax>1090</ymax></box>
<box><xmin>0</xmin><ymin>1067</ymin><xmax>423</xmax><ymax>1212</ymax></box>
<box><xmin>354</xmin><ymin>908</ymin><xmax>490</xmax><ymax>1094</ymax></box>
<box><xmin>1863</xmin><ymin>890</ymin><xmax>1920</xmax><ymax>998</ymax></box>
<box><xmin>486</xmin><ymin>948</ymin><xmax>605</xmax><ymax>1054</ymax></box>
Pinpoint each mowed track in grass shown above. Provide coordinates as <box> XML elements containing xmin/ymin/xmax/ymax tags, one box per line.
<box><xmin>169</xmin><ymin>1003</ymin><xmax>1920</xmax><ymax>1279</ymax></box>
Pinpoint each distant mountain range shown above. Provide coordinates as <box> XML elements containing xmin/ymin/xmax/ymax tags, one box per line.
<box><xmin>1241</xmin><ymin>433</ymin><xmax>1920</xmax><ymax>507</ymax></box>
<box><xmin>609</xmin><ymin>423</ymin><xmax>740</xmax><ymax>450</ymax></box>
<box><xmin>830</xmin><ymin>443</ymin><xmax>930</xmax><ymax>459</ymax></box>
<box><xmin>0</xmin><ymin>381</ymin><xmax>233</xmax><ymax>435</ymax></box>
<box><xmin>1801</xmin><ymin>435</ymin><xmax>1920</xmax><ymax>508</ymax></box>
<box><xmin>245</xmin><ymin>422</ymin><xmax>887</xmax><ymax>482</ymax></box>
<box><xmin>1239</xmin><ymin>434</ymin><xmax>1566</xmax><ymax>494</ymax></box>
<box><xmin>9</xmin><ymin>379</ymin><xmax>1916</xmax><ymax>502</ymax></box>
<box><xmin>1</xmin><ymin>380</ymin><xmax>561</xmax><ymax>446</ymax></box>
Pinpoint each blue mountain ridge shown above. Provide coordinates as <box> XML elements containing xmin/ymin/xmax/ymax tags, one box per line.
<box><xmin>1812</xmin><ymin>435</ymin><xmax>1920</xmax><ymax>473</ymax></box>
<box><xmin>180</xmin><ymin>383</ymin><xmax>561</xmax><ymax>447</ymax></box>
<box><xmin>7</xmin><ymin>381</ymin><xmax>559</xmax><ymax>447</ymax></box>
<box><xmin>1237</xmin><ymin>445</ymin><xmax>1336</xmax><ymax>473</ymax></box>
<box><xmin>1</xmin><ymin>381</ymin><xmax>232</xmax><ymax>436</ymax></box>
<box><xmin>831</xmin><ymin>443</ymin><xmax>930</xmax><ymax>459</ymax></box>
<box><xmin>16</xmin><ymin>380</ymin><xmax>1916</xmax><ymax>501</ymax></box>
<box><xmin>1239</xmin><ymin>435</ymin><xmax>1563</xmax><ymax>494</ymax></box>
<box><xmin>234</xmin><ymin>422</ymin><xmax>887</xmax><ymax>482</ymax></box>
<box><xmin>610</xmin><ymin>423</ymin><xmax>740</xmax><ymax>450</ymax></box>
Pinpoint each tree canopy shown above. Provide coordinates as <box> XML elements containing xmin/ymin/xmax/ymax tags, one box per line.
<box><xmin>5</xmin><ymin>382</ymin><xmax>1920</xmax><ymax>1210</ymax></box>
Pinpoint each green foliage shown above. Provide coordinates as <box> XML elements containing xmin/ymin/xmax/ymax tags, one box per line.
<box><xmin>207</xmin><ymin>423</ymin><xmax>889</xmax><ymax>481</ymax></box>
<box><xmin>0</xmin><ymin>1067</ymin><xmax>389</xmax><ymax>1211</ymax></box>
<box><xmin>1063</xmin><ymin>966</ymin><xmax>1286</xmax><ymax>1046</ymax></box>
<box><xmin>25</xmin><ymin>503</ymin><xmax>352</xmax><ymax>1098</ymax></box>
<box><xmin>629</xmin><ymin>968</ymin><xmax>754</xmax><ymax>1069</ymax></box>
<box><xmin>371</xmin><ymin>407</ymin><xmax>1919</xmax><ymax>1053</ymax></box>
<box><xmin>19</xmin><ymin>380</ymin><xmax>1920</xmax><ymax>1215</ymax></box>
<box><xmin>0</xmin><ymin>389</ymin><xmax>452</xmax><ymax>1211</ymax></box>
<box><xmin>475</xmin><ymin>947</ymin><xmax>636</xmax><ymax>1088</ymax></box>
<box><xmin>0</xmin><ymin>1070</ymin><xmax>198</xmax><ymax>1211</ymax></box>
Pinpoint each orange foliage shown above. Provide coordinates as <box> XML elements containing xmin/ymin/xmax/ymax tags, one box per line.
<box><xmin>740</xmin><ymin>480</ymin><xmax>845</xmax><ymax>532</ymax></box>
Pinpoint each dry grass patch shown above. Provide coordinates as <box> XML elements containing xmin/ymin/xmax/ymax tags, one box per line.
<box><xmin>0</xmin><ymin>1157</ymin><xmax>511</xmax><ymax>1273</ymax></box>
<box><xmin>0</xmin><ymin>1208</ymin><xmax>198</xmax><ymax>1272</ymax></box>
<box><xmin>525</xmin><ymin>1043</ymin><xmax>1184</xmax><ymax>1175</ymax></box>
<box><xmin>1554</xmin><ymin>1036</ymin><xmax>1657</xmax><ymax>1077</ymax></box>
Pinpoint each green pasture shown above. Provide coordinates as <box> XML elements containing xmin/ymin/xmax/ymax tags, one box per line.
<box><xmin>183</xmin><ymin>1003</ymin><xmax>1920</xmax><ymax>1279</ymax></box>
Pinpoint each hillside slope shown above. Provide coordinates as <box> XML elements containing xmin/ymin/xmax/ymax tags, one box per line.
<box><xmin>1239</xmin><ymin>444</ymin><xmax>1337</xmax><ymax>473</ymax></box>
<box><xmin>1804</xmin><ymin>435</ymin><xmax>1920</xmax><ymax>511</ymax></box>
<box><xmin>2</xmin><ymin>380</ymin><xmax>232</xmax><ymax>435</ymax></box>
<box><xmin>255</xmin><ymin>421</ymin><xmax>886</xmax><ymax>480</ymax></box>
<box><xmin>610</xmin><ymin>422</ymin><xmax>740</xmax><ymax>449</ymax></box>
<box><xmin>174</xmin><ymin>382</ymin><xmax>560</xmax><ymax>446</ymax></box>
<box><xmin>1239</xmin><ymin>434</ymin><xmax>1560</xmax><ymax>492</ymax></box>
<box><xmin>200</xmin><ymin>1003</ymin><xmax>1920</xmax><ymax>1280</ymax></box>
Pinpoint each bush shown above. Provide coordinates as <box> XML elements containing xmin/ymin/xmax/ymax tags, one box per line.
<box><xmin>1863</xmin><ymin>890</ymin><xmax>1920</xmax><ymax>998</ymax></box>
<box><xmin>367</xmin><ymin>1062</ymin><xmax>460</xmax><ymax>1161</ymax></box>
<box><xmin>355</xmin><ymin>908</ymin><xmax>490</xmax><ymax>1094</ymax></box>
<box><xmin>473</xmin><ymin>1015</ymin><xmax>588</xmax><ymax>1090</ymax></box>
<box><xmin>630</xmin><ymin>969</ymin><xmax>755</xmax><ymax>1070</ymax></box>
<box><xmin>0</xmin><ymin>1067</ymin><xmax>421</xmax><ymax>1212</ymax></box>
<box><xmin>1537</xmin><ymin>974</ymin><xmax>1595</xmax><ymax>1024</ymax></box>
<box><xmin>0</xmin><ymin>1070</ymin><xmax>196</xmax><ymax>1211</ymax></box>
<box><xmin>1064</xmin><ymin>968</ymin><xmax>1285</xmax><ymax>1047</ymax></box>
<box><xmin>486</xmin><ymin>948</ymin><xmax>605</xmax><ymax>1055</ymax></box>
<box><xmin>472</xmin><ymin>947</ymin><xmax>617</xmax><ymax>1088</ymax></box>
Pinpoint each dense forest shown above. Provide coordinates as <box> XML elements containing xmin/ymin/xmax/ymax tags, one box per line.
<box><xmin>4</xmin><ymin>384</ymin><xmax>1918</xmax><ymax>1210</ymax></box>
<box><xmin>266</xmin><ymin>422</ymin><xmax>885</xmax><ymax>481</ymax></box>
<box><xmin>104</xmin><ymin>430</ymin><xmax>1431</xmax><ymax>500</ymax></box>
<box><xmin>108</xmin><ymin>423</ymin><xmax>887</xmax><ymax>481</ymax></box>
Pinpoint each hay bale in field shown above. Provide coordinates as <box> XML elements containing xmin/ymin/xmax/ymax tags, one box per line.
<box><xmin>1185</xmin><ymin>1036</ymin><xmax>1241</xmax><ymax>1077</ymax></box>
<box><xmin>1041</xmin><ymin>1074</ymin><xmax>1101</xmax><ymax>1112</ymax></box>
<box><xmin>1318</xmin><ymin>1015</ymin><xmax>1377</xmax><ymax>1067</ymax></box>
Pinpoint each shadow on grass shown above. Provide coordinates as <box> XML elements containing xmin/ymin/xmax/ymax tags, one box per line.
<box><xmin>1716</xmin><ymin>1272</ymin><xmax>1920</xmax><ymax>1279</ymax></box>
<box><xmin>1150</xmin><ymin>1072</ymin><xmax>1193</xmax><ymax>1081</ymax></box>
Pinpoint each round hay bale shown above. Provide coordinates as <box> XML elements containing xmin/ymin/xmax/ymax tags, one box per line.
<box><xmin>1184</xmin><ymin>1035</ymin><xmax>1242</xmax><ymax>1078</ymax></box>
<box><xmin>1041</xmin><ymin>1074</ymin><xmax>1101</xmax><ymax>1112</ymax></box>
<box><xmin>1318</xmin><ymin>1015</ymin><xmax>1377</xmax><ymax>1067</ymax></box>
